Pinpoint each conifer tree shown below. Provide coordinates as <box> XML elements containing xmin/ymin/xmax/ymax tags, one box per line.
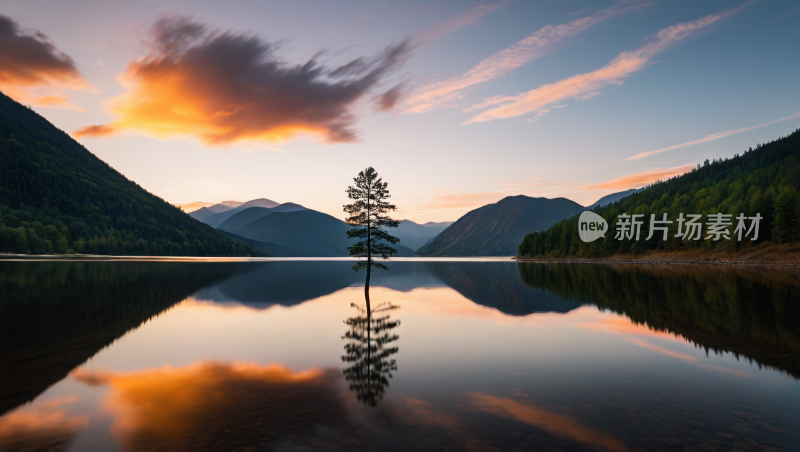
<box><xmin>343</xmin><ymin>167</ymin><xmax>400</xmax><ymax>308</ymax></box>
<box><xmin>773</xmin><ymin>187</ymin><xmax>800</xmax><ymax>243</ymax></box>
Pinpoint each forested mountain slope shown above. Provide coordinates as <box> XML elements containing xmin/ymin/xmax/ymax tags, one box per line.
<box><xmin>0</xmin><ymin>92</ymin><xmax>267</xmax><ymax>256</ymax></box>
<box><xmin>519</xmin><ymin>129</ymin><xmax>800</xmax><ymax>258</ymax></box>
<box><xmin>418</xmin><ymin>196</ymin><xmax>584</xmax><ymax>256</ymax></box>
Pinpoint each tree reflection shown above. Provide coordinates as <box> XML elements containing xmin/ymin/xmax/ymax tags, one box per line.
<box><xmin>341</xmin><ymin>294</ymin><xmax>400</xmax><ymax>407</ymax></box>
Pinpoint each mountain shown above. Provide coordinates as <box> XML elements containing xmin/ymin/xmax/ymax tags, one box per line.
<box><xmin>222</xmin><ymin>208</ymin><xmax>415</xmax><ymax>257</ymax></box>
<box><xmin>520</xmin><ymin>128</ymin><xmax>800</xmax><ymax>258</ymax></box>
<box><xmin>193</xmin><ymin>198</ymin><xmax>280</xmax><ymax>227</ymax></box>
<box><xmin>393</xmin><ymin>220</ymin><xmax>453</xmax><ymax>250</ymax></box>
<box><xmin>585</xmin><ymin>188</ymin><xmax>638</xmax><ymax>209</ymax></box>
<box><xmin>0</xmin><ymin>92</ymin><xmax>267</xmax><ymax>256</ymax></box>
<box><xmin>189</xmin><ymin>200</ymin><xmax>246</xmax><ymax>220</ymax></box>
<box><xmin>418</xmin><ymin>195</ymin><xmax>584</xmax><ymax>256</ymax></box>
<box><xmin>217</xmin><ymin>203</ymin><xmax>307</xmax><ymax>235</ymax></box>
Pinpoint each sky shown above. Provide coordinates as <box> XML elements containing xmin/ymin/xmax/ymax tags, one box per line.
<box><xmin>2</xmin><ymin>0</ymin><xmax>799</xmax><ymax>223</ymax></box>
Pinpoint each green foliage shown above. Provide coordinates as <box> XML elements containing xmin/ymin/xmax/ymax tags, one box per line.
<box><xmin>0</xmin><ymin>92</ymin><xmax>267</xmax><ymax>256</ymax></box>
<box><xmin>519</xmin><ymin>129</ymin><xmax>800</xmax><ymax>258</ymax></box>
<box><xmin>344</xmin><ymin>167</ymin><xmax>400</xmax><ymax>272</ymax></box>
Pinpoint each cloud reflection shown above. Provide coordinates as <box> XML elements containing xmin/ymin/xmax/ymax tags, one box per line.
<box><xmin>73</xmin><ymin>362</ymin><xmax>347</xmax><ymax>451</ymax></box>
<box><xmin>465</xmin><ymin>393</ymin><xmax>627</xmax><ymax>452</ymax></box>
<box><xmin>0</xmin><ymin>396</ymin><xmax>87</xmax><ymax>451</ymax></box>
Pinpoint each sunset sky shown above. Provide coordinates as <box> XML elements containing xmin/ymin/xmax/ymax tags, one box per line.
<box><xmin>2</xmin><ymin>0</ymin><xmax>799</xmax><ymax>222</ymax></box>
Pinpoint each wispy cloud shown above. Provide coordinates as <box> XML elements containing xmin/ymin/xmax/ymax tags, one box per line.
<box><xmin>583</xmin><ymin>164</ymin><xmax>695</xmax><ymax>190</ymax></box>
<box><xmin>623</xmin><ymin>111</ymin><xmax>800</xmax><ymax>161</ymax></box>
<box><xmin>464</xmin><ymin>3</ymin><xmax>750</xmax><ymax>124</ymax></box>
<box><xmin>567</xmin><ymin>7</ymin><xmax>594</xmax><ymax>17</ymax></box>
<box><xmin>415</xmin><ymin>2</ymin><xmax>508</xmax><ymax>43</ymax></box>
<box><xmin>405</xmin><ymin>5</ymin><xmax>639</xmax><ymax>113</ymax></box>
<box><xmin>74</xmin><ymin>14</ymin><xmax>410</xmax><ymax>145</ymax></box>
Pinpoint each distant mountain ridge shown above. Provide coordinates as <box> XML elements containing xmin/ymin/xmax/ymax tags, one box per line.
<box><xmin>192</xmin><ymin>198</ymin><xmax>280</xmax><ymax>227</ymax></box>
<box><xmin>217</xmin><ymin>203</ymin><xmax>307</xmax><ymax>236</ymax></box>
<box><xmin>193</xmin><ymin>198</ymin><xmax>415</xmax><ymax>257</ymax></box>
<box><xmin>418</xmin><ymin>195</ymin><xmax>584</xmax><ymax>256</ymax></box>
<box><xmin>393</xmin><ymin>220</ymin><xmax>453</xmax><ymax>250</ymax></box>
<box><xmin>585</xmin><ymin>189</ymin><xmax>639</xmax><ymax>209</ymax></box>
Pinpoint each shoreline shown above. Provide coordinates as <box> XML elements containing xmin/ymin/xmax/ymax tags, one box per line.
<box><xmin>515</xmin><ymin>242</ymin><xmax>800</xmax><ymax>267</ymax></box>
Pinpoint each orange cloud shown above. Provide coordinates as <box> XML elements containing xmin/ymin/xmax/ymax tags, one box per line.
<box><xmin>624</xmin><ymin>111</ymin><xmax>800</xmax><ymax>161</ymax></box>
<box><xmin>73</xmin><ymin>124</ymin><xmax>116</xmax><ymax>137</ymax></box>
<box><xmin>34</xmin><ymin>95</ymin><xmax>86</xmax><ymax>111</ymax></box>
<box><xmin>464</xmin><ymin>3</ymin><xmax>749</xmax><ymax>124</ymax></box>
<box><xmin>0</xmin><ymin>15</ymin><xmax>89</xmax><ymax>109</ymax></box>
<box><xmin>406</xmin><ymin>4</ymin><xmax>639</xmax><ymax>113</ymax></box>
<box><xmin>74</xmin><ymin>15</ymin><xmax>409</xmax><ymax>145</ymax></box>
<box><xmin>582</xmin><ymin>163</ymin><xmax>695</xmax><ymax>190</ymax></box>
<box><xmin>0</xmin><ymin>396</ymin><xmax>88</xmax><ymax>451</ymax></box>
<box><xmin>466</xmin><ymin>393</ymin><xmax>627</xmax><ymax>452</ymax></box>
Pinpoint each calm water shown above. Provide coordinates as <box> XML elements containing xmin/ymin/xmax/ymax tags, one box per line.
<box><xmin>1</xmin><ymin>259</ymin><xmax>799</xmax><ymax>452</ymax></box>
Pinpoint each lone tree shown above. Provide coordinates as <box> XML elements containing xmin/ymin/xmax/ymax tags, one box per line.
<box><xmin>344</xmin><ymin>167</ymin><xmax>400</xmax><ymax>307</ymax></box>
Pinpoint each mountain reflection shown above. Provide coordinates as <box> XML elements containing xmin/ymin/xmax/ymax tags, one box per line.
<box><xmin>0</xmin><ymin>261</ymin><xmax>245</xmax><ymax>416</ymax></box>
<box><xmin>196</xmin><ymin>261</ymin><xmax>579</xmax><ymax>316</ymax></box>
<box><xmin>342</xmin><ymin>300</ymin><xmax>400</xmax><ymax>406</ymax></box>
<box><xmin>517</xmin><ymin>262</ymin><xmax>800</xmax><ymax>378</ymax></box>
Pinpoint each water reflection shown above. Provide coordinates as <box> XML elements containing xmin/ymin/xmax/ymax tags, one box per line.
<box><xmin>73</xmin><ymin>363</ymin><xmax>348</xmax><ymax>452</ymax></box>
<box><xmin>342</xmin><ymin>300</ymin><xmax>400</xmax><ymax>406</ymax></box>
<box><xmin>193</xmin><ymin>261</ymin><xmax>580</xmax><ymax>315</ymax></box>
<box><xmin>517</xmin><ymin>262</ymin><xmax>800</xmax><ymax>378</ymax></box>
<box><xmin>0</xmin><ymin>261</ymin><xmax>246</xmax><ymax>416</ymax></box>
<box><xmin>1</xmin><ymin>259</ymin><xmax>799</xmax><ymax>451</ymax></box>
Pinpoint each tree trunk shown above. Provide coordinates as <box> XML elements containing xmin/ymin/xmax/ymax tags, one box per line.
<box><xmin>365</xmin><ymin>261</ymin><xmax>371</xmax><ymax>312</ymax></box>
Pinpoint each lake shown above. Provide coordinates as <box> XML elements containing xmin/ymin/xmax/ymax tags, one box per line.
<box><xmin>1</xmin><ymin>258</ymin><xmax>799</xmax><ymax>452</ymax></box>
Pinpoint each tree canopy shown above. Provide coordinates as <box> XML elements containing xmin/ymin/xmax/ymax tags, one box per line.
<box><xmin>344</xmin><ymin>167</ymin><xmax>400</xmax><ymax>273</ymax></box>
<box><xmin>519</xmin><ymin>128</ymin><xmax>800</xmax><ymax>258</ymax></box>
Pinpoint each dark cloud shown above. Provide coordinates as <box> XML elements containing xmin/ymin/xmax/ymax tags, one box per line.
<box><xmin>0</xmin><ymin>15</ymin><xmax>84</xmax><ymax>87</ymax></box>
<box><xmin>376</xmin><ymin>83</ymin><xmax>407</xmax><ymax>111</ymax></box>
<box><xmin>75</xmin><ymin>15</ymin><xmax>410</xmax><ymax>144</ymax></box>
